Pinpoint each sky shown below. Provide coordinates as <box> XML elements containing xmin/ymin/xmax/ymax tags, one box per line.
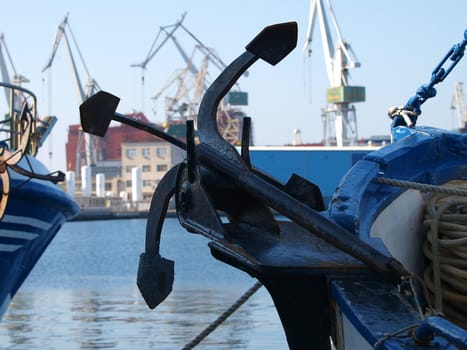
<box><xmin>1</xmin><ymin>0</ymin><xmax>466</xmax><ymax>171</ymax></box>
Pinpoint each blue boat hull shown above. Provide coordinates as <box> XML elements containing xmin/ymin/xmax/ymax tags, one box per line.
<box><xmin>327</xmin><ymin>127</ymin><xmax>467</xmax><ymax>349</ymax></box>
<box><xmin>0</xmin><ymin>156</ymin><xmax>79</xmax><ymax>318</ymax></box>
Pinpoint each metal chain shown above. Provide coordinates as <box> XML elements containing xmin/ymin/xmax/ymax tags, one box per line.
<box><xmin>389</xmin><ymin>30</ymin><xmax>467</xmax><ymax>126</ymax></box>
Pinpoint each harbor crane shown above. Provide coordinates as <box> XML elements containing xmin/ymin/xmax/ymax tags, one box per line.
<box><xmin>0</xmin><ymin>33</ymin><xmax>30</xmax><ymax>106</ymax></box>
<box><xmin>131</xmin><ymin>13</ymin><xmax>248</xmax><ymax>145</ymax></box>
<box><xmin>304</xmin><ymin>0</ymin><xmax>365</xmax><ymax>146</ymax></box>
<box><xmin>451</xmin><ymin>82</ymin><xmax>467</xmax><ymax>132</ymax></box>
<box><xmin>42</xmin><ymin>14</ymin><xmax>101</xmax><ymax>171</ymax></box>
<box><xmin>0</xmin><ymin>34</ymin><xmax>57</xmax><ymax>158</ymax></box>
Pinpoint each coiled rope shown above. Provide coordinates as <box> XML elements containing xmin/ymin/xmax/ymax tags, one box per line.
<box><xmin>375</xmin><ymin>177</ymin><xmax>467</xmax><ymax>328</ymax></box>
<box><xmin>423</xmin><ymin>180</ymin><xmax>467</xmax><ymax>329</ymax></box>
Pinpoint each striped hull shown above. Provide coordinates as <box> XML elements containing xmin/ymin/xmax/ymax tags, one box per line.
<box><xmin>0</xmin><ymin>156</ymin><xmax>78</xmax><ymax>319</ymax></box>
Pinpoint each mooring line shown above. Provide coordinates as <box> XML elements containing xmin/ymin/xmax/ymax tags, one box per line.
<box><xmin>181</xmin><ymin>281</ymin><xmax>263</xmax><ymax>349</ymax></box>
<box><xmin>374</xmin><ymin>177</ymin><xmax>467</xmax><ymax>197</ymax></box>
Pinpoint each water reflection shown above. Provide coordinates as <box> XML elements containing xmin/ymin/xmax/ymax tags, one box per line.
<box><xmin>0</xmin><ymin>219</ymin><xmax>287</xmax><ymax>349</ymax></box>
<box><xmin>0</xmin><ymin>286</ymin><xmax>286</xmax><ymax>349</ymax></box>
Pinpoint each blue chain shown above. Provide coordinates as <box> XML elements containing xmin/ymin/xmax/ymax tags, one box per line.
<box><xmin>390</xmin><ymin>29</ymin><xmax>467</xmax><ymax>136</ymax></box>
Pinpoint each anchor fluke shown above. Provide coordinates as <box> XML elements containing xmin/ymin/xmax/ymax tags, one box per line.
<box><xmin>245</xmin><ymin>22</ymin><xmax>297</xmax><ymax>66</ymax></box>
<box><xmin>80</xmin><ymin>90</ymin><xmax>187</xmax><ymax>149</ymax></box>
<box><xmin>79</xmin><ymin>90</ymin><xmax>120</xmax><ymax>137</ymax></box>
<box><xmin>137</xmin><ymin>252</ymin><xmax>174</xmax><ymax>309</ymax></box>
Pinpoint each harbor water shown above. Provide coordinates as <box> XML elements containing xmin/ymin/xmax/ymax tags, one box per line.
<box><xmin>0</xmin><ymin>218</ymin><xmax>287</xmax><ymax>349</ymax></box>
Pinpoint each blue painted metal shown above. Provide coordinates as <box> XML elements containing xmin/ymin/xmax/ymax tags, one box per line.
<box><xmin>329</xmin><ymin>128</ymin><xmax>467</xmax><ymax>250</ymax></box>
<box><xmin>249</xmin><ymin>147</ymin><xmax>372</xmax><ymax>205</ymax></box>
<box><xmin>330</xmin><ymin>279</ymin><xmax>421</xmax><ymax>346</ymax></box>
<box><xmin>326</xmin><ymin>128</ymin><xmax>467</xmax><ymax>349</ymax></box>
<box><xmin>0</xmin><ymin>156</ymin><xmax>79</xmax><ymax>319</ymax></box>
<box><xmin>413</xmin><ymin>317</ymin><xmax>467</xmax><ymax>348</ymax></box>
<box><xmin>331</xmin><ymin>280</ymin><xmax>467</xmax><ymax>350</ymax></box>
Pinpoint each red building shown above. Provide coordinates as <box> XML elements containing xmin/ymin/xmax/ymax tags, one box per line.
<box><xmin>66</xmin><ymin>112</ymin><xmax>165</xmax><ymax>172</ymax></box>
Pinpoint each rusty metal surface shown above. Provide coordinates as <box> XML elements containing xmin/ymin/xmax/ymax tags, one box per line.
<box><xmin>209</xmin><ymin>220</ymin><xmax>367</xmax><ymax>275</ymax></box>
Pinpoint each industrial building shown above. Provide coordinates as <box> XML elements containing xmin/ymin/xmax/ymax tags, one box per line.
<box><xmin>120</xmin><ymin>141</ymin><xmax>184</xmax><ymax>199</ymax></box>
<box><xmin>65</xmin><ymin>112</ymin><xmax>184</xmax><ymax>200</ymax></box>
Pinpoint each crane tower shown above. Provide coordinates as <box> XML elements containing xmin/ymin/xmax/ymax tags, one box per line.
<box><xmin>304</xmin><ymin>0</ymin><xmax>365</xmax><ymax>146</ymax></box>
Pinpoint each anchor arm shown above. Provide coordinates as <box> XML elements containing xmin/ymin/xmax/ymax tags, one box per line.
<box><xmin>79</xmin><ymin>21</ymin><xmax>406</xmax><ymax>280</ymax></box>
<box><xmin>195</xmin><ymin>142</ymin><xmax>408</xmax><ymax>280</ymax></box>
<box><xmin>197</xmin><ymin>22</ymin><xmax>297</xmax><ymax>169</ymax></box>
<box><xmin>190</xmin><ymin>22</ymin><xmax>406</xmax><ymax>280</ymax></box>
<box><xmin>137</xmin><ymin>164</ymin><xmax>179</xmax><ymax>309</ymax></box>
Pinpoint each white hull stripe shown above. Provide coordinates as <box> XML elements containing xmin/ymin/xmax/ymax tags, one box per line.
<box><xmin>0</xmin><ymin>229</ymin><xmax>39</xmax><ymax>240</ymax></box>
<box><xmin>0</xmin><ymin>214</ymin><xmax>55</xmax><ymax>252</ymax></box>
<box><xmin>0</xmin><ymin>243</ymin><xmax>22</xmax><ymax>252</ymax></box>
<box><xmin>2</xmin><ymin>214</ymin><xmax>53</xmax><ymax>231</ymax></box>
<box><xmin>0</xmin><ymin>293</ymin><xmax>11</xmax><ymax>320</ymax></box>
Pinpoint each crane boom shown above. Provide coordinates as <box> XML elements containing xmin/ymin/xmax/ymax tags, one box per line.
<box><xmin>42</xmin><ymin>17</ymin><xmax>66</xmax><ymax>72</ymax></box>
<box><xmin>152</xmin><ymin>69</ymin><xmax>184</xmax><ymax>102</ymax></box>
<box><xmin>132</xmin><ymin>12</ymin><xmax>244</xmax><ymax>114</ymax></box>
<box><xmin>42</xmin><ymin>14</ymin><xmax>99</xmax><ymax>169</ymax></box>
<box><xmin>305</xmin><ymin>0</ymin><xmax>335</xmax><ymax>84</ymax></box>
<box><xmin>0</xmin><ymin>33</ymin><xmax>30</xmax><ymax>107</ymax></box>
<box><xmin>179</xmin><ymin>23</ymin><xmax>229</xmax><ymax>74</ymax></box>
<box><xmin>131</xmin><ymin>12</ymin><xmax>187</xmax><ymax>71</ymax></box>
<box><xmin>42</xmin><ymin>14</ymin><xmax>90</xmax><ymax>103</ymax></box>
<box><xmin>130</xmin><ymin>13</ymin><xmax>187</xmax><ymax>115</ymax></box>
<box><xmin>0</xmin><ymin>34</ymin><xmax>12</xmax><ymax>103</ymax></box>
<box><xmin>304</xmin><ymin>0</ymin><xmax>361</xmax><ymax>88</ymax></box>
<box><xmin>134</xmin><ymin>13</ymin><xmax>247</xmax><ymax>145</ymax></box>
<box><xmin>193</xmin><ymin>54</ymin><xmax>209</xmax><ymax>106</ymax></box>
<box><xmin>161</xmin><ymin>27</ymin><xmax>198</xmax><ymax>75</ymax></box>
<box><xmin>0</xmin><ymin>34</ymin><xmax>13</xmax><ymax>86</ymax></box>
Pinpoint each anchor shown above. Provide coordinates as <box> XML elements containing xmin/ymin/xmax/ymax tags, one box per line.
<box><xmin>80</xmin><ymin>22</ymin><xmax>410</xmax><ymax>349</ymax></box>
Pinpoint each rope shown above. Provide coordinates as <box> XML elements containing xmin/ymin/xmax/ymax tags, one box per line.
<box><xmin>373</xmin><ymin>323</ymin><xmax>419</xmax><ymax>349</ymax></box>
<box><xmin>400</xmin><ymin>273</ymin><xmax>434</xmax><ymax>319</ymax></box>
<box><xmin>374</xmin><ymin>177</ymin><xmax>467</xmax><ymax>197</ymax></box>
<box><xmin>181</xmin><ymin>281</ymin><xmax>263</xmax><ymax>349</ymax></box>
<box><xmin>423</xmin><ymin>180</ymin><xmax>467</xmax><ymax>329</ymax></box>
<box><xmin>375</xmin><ymin>177</ymin><xmax>467</xmax><ymax>328</ymax></box>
